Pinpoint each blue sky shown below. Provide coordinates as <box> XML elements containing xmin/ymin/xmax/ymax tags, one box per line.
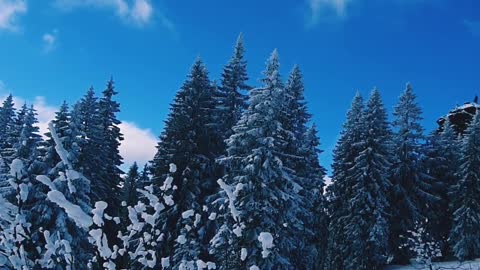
<box><xmin>0</xmin><ymin>0</ymin><xmax>479</xmax><ymax>173</ymax></box>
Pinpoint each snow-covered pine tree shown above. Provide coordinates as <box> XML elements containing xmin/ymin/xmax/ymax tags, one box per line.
<box><xmin>37</xmin><ymin>103</ymin><xmax>93</xmax><ymax>267</ymax></box>
<box><xmin>73</xmin><ymin>87</ymin><xmax>107</xmax><ymax>202</ymax></box>
<box><xmin>2</xmin><ymin>105</ymin><xmax>47</xmax><ymax>266</ymax></box>
<box><xmin>0</xmin><ymin>159</ymin><xmax>35</xmax><ymax>269</ymax></box>
<box><xmin>421</xmin><ymin>119</ymin><xmax>459</xmax><ymax>257</ymax></box>
<box><xmin>216</xmin><ymin>33</ymin><xmax>251</xmax><ymax>141</ymax></box>
<box><xmin>325</xmin><ymin>92</ymin><xmax>365</xmax><ymax>270</ymax></box>
<box><xmin>0</xmin><ymin>94</ymin><xmax>16</xmax><ymax>148</ymax></box>
<box><xmin>150</xmin><ymin>58</ymin><xmax>221</xmax><ymax>267</ymax></box>
<box><xmin>449</xmin><ymin>112</ymin><xmax>480</xmax><ymax>261</ymax></box>
<box><xmin>138</xmin><ymin>163</ymin><xmax>151</xmax><ymax>189</ymax></box>
<box><xmin>390</xmin><ymin>84</ymin><xmax>437</xmax><ymax>264</ymax></box>
<box><xmin>43</xmin><ymin>101</ymin><xmax>72</xmax><ymax>169</ymax></box>
<box><xmin>1</xmin><ymin>103</ymin><xmax>27</xmax><ymax>166</ymax></box>
<box><xmin>342</xmin><ymin>89</ymin><xmax>394</xmax><ymax>269</ymax></box>
<box><xmin>279</xmin><ymin>65</ymin><xmax>327</xmax><ymax>269</ymax></box>
<box><xmin>215</xmin><ymin>50</ymin><xmax>298</xmax><ymax>270</ymax></box>
<box><xmin>294</xmin><ymin>124</ymin><xmax>328</xmax><ymax>269</ymax></box>
<box><xmin>122</xmin><ymin>162</ymin><xmax>139</xmax><ymax>208</ymax></box>
<box><xmin>98</xmin><ymin>79</ymin><xmax>124</xmax><ymax>211</ymax></box>
<box><xmin>0</xmin><ymin>95</ymin><xmax>16</xmax><ymax>196</ymax></box>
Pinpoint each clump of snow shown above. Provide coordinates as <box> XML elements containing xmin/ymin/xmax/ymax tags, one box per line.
<box><xmin>250</xmin><ymin>266</ymin><xmax>259</xmax><ymax>270</ymax></box>
<box><xmin>161</xmin><ymin>257</ymin><xmax>170</xmax><ymax>269</ymax></box>
<box><xmin>233</xmin><ymin>224</ymin><xmax>242</xmax><ymax>237</ymax></box>
<box><xmin>92</xmin><ymin>201</ymin><xmax>108</xmax><ymax>227</ymax></box>
<box><xmin>47</xmin><ymin>190</ymin><xmax>92</xmax><ymax>229</ymax></box>
<box><xmin>9</xmin><ymin>159</ymin><xmax>24</xmax><ymax>178</ymax></box>
<box><xmin>36</xmin><ymin>175</ymin><xmax>56</xmax><ymax>191</ymax></box>
<box><xmin>208</xmin><ymin>213</ymin><xmax>217</xmax><ymax>220</ymax></box>
<box><xmin>217</xmin><ymin>179</ymin><xmax>240</xmax><ymax>222</ymax></box>
<box><xmin>176</xmin><ymin>235</ymin><xmax>187</xmax><ymax>245</ymax></box>
<box><xmin>182</xmin><ymin>210</ymin><xmax>194</xmax><ymax>219</ymax></box>
<box><xmin>18</xmin><ymin>183</ymin><xmax>28</xmax><ymax>202</ymax></box>
<box><xmin>169</xmin><ymin>163</ymin><xmax>177</xmax><ymax>173</ymax></box>
<box><xmin>258</xmin><ymin>232</ymin><xmax>274</xmax><ymax>258</ymax></box>
<box><xmin>241</xmin><ymin>248</ymin><xmax>247</xmax><ymax>261</ymax></box>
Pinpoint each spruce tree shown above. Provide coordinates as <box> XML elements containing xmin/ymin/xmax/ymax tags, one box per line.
<box><xmin>217</xmin><ymin>33</ymin><xmax>251</xmax><ymax>141</ymax></box>
<box><xmin>390</xmin><ymin>84</ymin><xmax>437</xmax><ymax>263</ymax></box>
<box><xmin>343</xmin><ymin>89</ymin><xmax>393</xmax><ymax>269</ymax></box>
<box><xmin>294</xmin><ymin>124</ymin><xmax>328</xmax><ymax>269</ymax></box>
<box><xmin>280</xmin><ymin>66</ymin><xmax>327</xmax><ymax>269</ymax></box>
<box><xmin>98</xmin><ymin>79</ymin><xmax>124</xmax><ymax>208</ymax></box>
<box><xmin>150</xmin><ymin>58</ymin><xmax>220</xmax><ymax>266</ymax></box>
<box><xmin>0</xmin><ymin>95</ymin><xmax>16</xmax><ymax>196</ymax></box>
<box><xmin>122</xmin><ymin>162</ymin><xmax>139</xmax><ymax>207</ymax></box>
<box><xmin>74</xmin><ymin>87</ymin><xmax>107</xmax><ymax>202</ymax></box>
<box><xmin>449</xmin><ymin>112</ymin><xmax>480</xmax><ymax>260</ymax></box>
<box><xmin>215</xmin><ymin>50</ymin><xmax>298</xmax><ymax>269</ymax></box>
<box><xmin>0</xmin><ymin>94</ymin><xmax>15</xmax><ymax>148</ymax></box>
<box><xmin>421</xmin><ymin>119</ymin><xmax>459</xmax><ymax>256</ymax></box>
<box><xmin>325</xmin><ymin>92</ymin><xmax>365</xmax><ymax>270</ymax></box>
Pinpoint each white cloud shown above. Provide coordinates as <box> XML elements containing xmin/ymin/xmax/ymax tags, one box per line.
<box><xmin>42</xmin><ymin>29</ymin><xmax>58</xmax><ymax>53</ymax></box>
<box><xmin>119</xmin><ymin>121</ymin><xmax>157</xmax><ymax>167</ymax></box>
<box><xmin>53</xmin><ymin>0</ymin><xmax>158</xmax><ymax>27</ymax></box>
<box><xmin>0</xmin><ymin>0</ymin><xmax>27</xmax><ymax>31</ymax></box>
<box><xmin>307</xmin><ymin>0</ymin><xmax>350</xmax><ymax>25</ymax></box>
<box><xmin>0</xmin><ymin>85</ymin><xmax>157</xmax><ymax>168</ymax></box>
<box><xmin>130</xmin><ymin>0</ymin><xmax>152</xmax><ymax>25</ymax></box>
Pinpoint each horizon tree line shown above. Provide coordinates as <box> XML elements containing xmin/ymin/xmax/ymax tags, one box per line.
<box><xmin>0</xmin><ymin>34</ymin><xmax>479</xmax><ymax>269</ymax></box>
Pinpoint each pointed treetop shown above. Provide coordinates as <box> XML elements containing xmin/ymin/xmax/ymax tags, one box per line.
<box><xmin>288</xmin><ymin>64</ymin><xmax>301</xmax><ymax>80</ymax></box>
<box><xmin>2</xmin><ymin>94</ymin><xmax>14</xmax><ymax>107</ymax></box>
<box><xmin>368</xmin><ymin>88</ymin><xmax>386</xmax><ymax>108</ymax></box>
<box><xmin>103</xmin><ymin>78</ymin><xmax>117</xmax><ymax>97</ymax></box>
<box><xmin>233</xmin><ymin>33</ymin><xmax>245</xmax><ymax>58</ymax></box>
<box><xmin>262</xmin><ymin>49</ymin><xmax>281</xmax><ymax>85</ymax></box>
<box><xmin>85</xmin><ymin>86</ymin><xmax>95</xmax><ymax>98</ymax></box>
<box><xmin>59</xmin><ymin>100</ymin><xmax>69</xmax><ymax>111</ymax></box>
<box><xmin>351</xmin><ymin>91</ymin><xmax>364</xmax><ymax>111</ymax></box>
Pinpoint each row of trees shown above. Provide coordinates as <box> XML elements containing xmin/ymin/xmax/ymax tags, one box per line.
<box><xmin>0</xmin><ymin>34</ymin><xmax>479</xmax><ymax>269</ymax></box>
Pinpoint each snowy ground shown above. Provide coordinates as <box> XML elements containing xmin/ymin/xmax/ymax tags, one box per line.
<box><xmin>386</xmin><ymin>259</ymin><xmax>480</xmax><ymax>269</ymax></box>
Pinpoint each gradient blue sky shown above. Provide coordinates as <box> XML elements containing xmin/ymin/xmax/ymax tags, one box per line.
<box><xmin>0</xmin><ymin>0</ymin><xmax>479</xmax><ymax>172</ymax></box>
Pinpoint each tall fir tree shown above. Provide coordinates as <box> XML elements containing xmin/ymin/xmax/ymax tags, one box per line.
<box><xmin>280</xmin><ymin>66</ymin><xmax>327</xmax><ymax>269</ymax></box>
<box><xmin>390</xmin><ymin>84</ymin><xmax>437</xmax><ymax>263</ymax></box>
<box><xmin>342</xmin><ymin>89</ymin><xmax>393</xmax><ymax>269</ymax></box>
<box><xmin>0</xmin><ymin>95</ymin><xmax>16</xmax><ymax>196</ymax></box>
<box><xmin>39</xmin><ymin>115</ymin><xmax>93</xmax><ymax>267</ymax></box>
<box><xmin>122</xmin><ymin>162</ymin><xmax>139</xmax><ymax>208</ymax></box>
<box><xmin>325</xmin><ymin>92</ymin><xmax>365</xmax><ymax>270</ymax></box>
<box><xmin>0</xmin><ymin>94</ymin><xmax>16</xmax><ymax>148</ymax></box>
<box><xmin>74</xmin><ymin>87</ymin><xmax>107</xmax><ymax>202</ymax></box>
<box><xmin>215</xmin><ymin>50</ymin><xmax>299</xmax><ymax>269</ymax></box>
<box><xmin>1</xmin><ymin>103</ymin><xmax>27</xmax><ymax>166</ymax></box>
<box><xmin>98</xmin><ymin>79</ymin><xmax>124</xmax><ymax>208</ymax></box>
<box><xmin>421</xmin><ymin>119</ymin><xmax>459</xmax><ymax>257</ymax></box>
<box><xmin>151</xmin><ymin>58</ymin><xmax>221</xmax><ymax>267</ymax></box>
<box><xmin>217</xmin><ymin>33</ymin><xmax>251</xmax><ymax>141</ymax></box>
<box><xmin>449</xmin><ymin>112</ymin><xmax>480</xmax><ymax>260</ymax></box>
<box><xmin>294</xmin><ymin>124</ymin><xmax>328</xmax><ymax>269</ymax></box>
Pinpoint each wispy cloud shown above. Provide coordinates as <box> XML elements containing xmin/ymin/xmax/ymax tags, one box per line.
<box><xmin>42</xmin><ymin>29</ymin><xmax>58</xmax><ymax>53</ymax></box>
<box><xmin>0</xmin><ymin>0</ymin><xmax>27</xmax><ymax>32</ymax></box>
<box><xmin>464</xmin><ymin>19</ymin><xmax>480</xmax><ymax>37</ymax></box>
<box><xmin>53</xmin><ymin>0</ymin><xmax>168</xmax><ymax>28</ymax></box>
<box><xmin>306</xmin><ymin>0</ymin><xmax>351</xmax><ymax>26</ymax></box>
